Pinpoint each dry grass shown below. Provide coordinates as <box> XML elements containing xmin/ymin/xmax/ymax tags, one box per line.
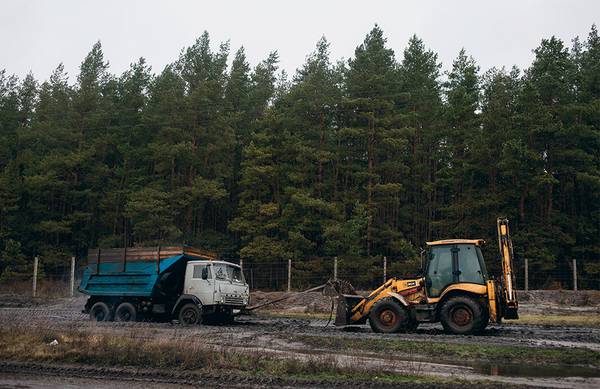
<box><xmin>0</xmin><ymin>279</ymin><xmax>72</xmax><ymax>298</ymax></box>
<box><xmin>0</xmin><ymin>324</ymin><xmax>437</xmax><ymax>384</ymax></box>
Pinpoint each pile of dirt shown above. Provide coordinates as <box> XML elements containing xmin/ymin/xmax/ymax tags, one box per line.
<box><xmin>518</xmin><ymin>290</ymin><xmax>600</xmax><ymax>307</ymax></box>
<box><xmin>249</xmin><ymin>291</ymin><xmax>333</xmax><ymax>313</ymax></box>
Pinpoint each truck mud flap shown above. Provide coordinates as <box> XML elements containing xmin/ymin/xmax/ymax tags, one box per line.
<box><xmin>334</xmin><ymin>294</ymin><xmax>365</xmax><ymax>326</ymax></box>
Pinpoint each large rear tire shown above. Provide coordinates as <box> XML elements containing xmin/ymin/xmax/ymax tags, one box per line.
<box><xmin>368</xmin><ymin>298</ymin><xmax>410</xmax><ymax>333</ymax></box>
<box><xmin>90</xmin><ymin>301</ymin><xmax>112</xmax><ymax>322</ymax></box>
<box><xmin>115</xmin><ymin>302</ymin><xmax>137</xmax><ymax>322</ymax></box>
<box><xmin>475</xmin><ymin>308</ymin><xmax>490</xmax><ymax>333</ymax></box>
<box><xmin>178</xmin><ymin>303</ymin><xmax>201</xmax><ymax>325</ymax></box>
<box><xmin>440</xmin><ymin>296</ymin><xmax>485</xmax><ymax>335</ymax></box>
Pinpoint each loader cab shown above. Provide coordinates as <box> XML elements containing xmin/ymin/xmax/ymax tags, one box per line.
<box><xmin>425</xmin><ymin>239</ymin><xmax>488</xmax><ymax>297</ymax></box>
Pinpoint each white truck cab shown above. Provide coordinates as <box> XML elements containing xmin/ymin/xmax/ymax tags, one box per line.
<box><xmin>183</xmin><ymin>260</ymin><xmax>249</xmax><ymax>322</ymax></box>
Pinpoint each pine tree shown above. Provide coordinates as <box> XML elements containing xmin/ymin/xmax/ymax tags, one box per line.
<box><xmin>438</xmin><ymin>49</ymin><xmax>481</xmax><ymax>237</ymax></box>
<box><xmin>397</xmin><ymin>35</ymin><xmax>442</xmax><ymax>244</ymax></box>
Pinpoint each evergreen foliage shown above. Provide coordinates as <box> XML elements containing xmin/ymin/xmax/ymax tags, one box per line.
<box><xmin>0</xmin><ymin>27</ymin><xmax>599</xmax><ymax>287</ymax></box>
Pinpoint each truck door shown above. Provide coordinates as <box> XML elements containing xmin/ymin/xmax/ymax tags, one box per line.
<box><xmin>184</xmin><ymin>263</ymin><xmax>215</xmax><ymax>305</ymax></box>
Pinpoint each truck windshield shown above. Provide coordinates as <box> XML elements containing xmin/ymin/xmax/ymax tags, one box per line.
<box><xmin>213</xmin><ymin>264</ymin><xmax>245</xmax><ymax>284</ymax></box>
<box><xmin>227</xmin><ymin>266</ymin><xmax>245</xmax><ymax>283</ymax></box>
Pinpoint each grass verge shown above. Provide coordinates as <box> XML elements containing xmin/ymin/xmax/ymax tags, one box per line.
<box><xmin>297</xmin><ymin>335</ymin><xmax>600</xmax><ymax>368</ymax></box>
<box><xmin>0</xmin><ymin>325</ymin><xmax>439</xmax><ymax>385</ymax></box>
<box><xmin>507</xmin><ymin>314</ymin><xmax>600</xmax><ymax>328</ymax></box>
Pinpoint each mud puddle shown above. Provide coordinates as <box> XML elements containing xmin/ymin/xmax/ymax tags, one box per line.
<box><xmin>469</xmin><ymin>362</ymin><xmax>600</xmax><ymax>378</ymax></box>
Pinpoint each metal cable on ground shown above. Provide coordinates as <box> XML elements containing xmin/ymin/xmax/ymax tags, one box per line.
<box><xmin>324</xmin><ymin>297</ymin><xmax>334</xmax><ymax>327</ymax></box>
<box><xmin>242</xmin><ymin>282</ymin><xmax>329</xmax><ymax>312</ymax></box>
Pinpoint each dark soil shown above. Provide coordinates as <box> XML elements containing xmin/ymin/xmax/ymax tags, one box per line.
<box><xmin>0</xmin><ymin>292</ymin><xmax>599</xmax><ymax>388</ymax></box>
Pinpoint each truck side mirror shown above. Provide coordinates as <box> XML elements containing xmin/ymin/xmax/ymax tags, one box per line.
<box><xmin>201</xmin><ymin>267</ymin><xmax>208</xmax><ymax>280</ymax></box>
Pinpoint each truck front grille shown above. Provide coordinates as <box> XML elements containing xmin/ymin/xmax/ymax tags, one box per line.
<box><xmin>224</xmin><ymin>296</ymin><xmax>244</xmax><ymax>306</ymax></box>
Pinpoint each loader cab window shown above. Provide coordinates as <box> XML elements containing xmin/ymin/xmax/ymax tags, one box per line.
<box><xmin>457</xmin><ymin>244</ymin><xmax>487</xmax><ymax>285</ymax></box>
<box><xmin>426</xmin><ymin>246</ymin><xmax>454</xmax><ymax>297</ymax></box>
<box><xmin>426</xmin><ymin>244</ymin><xmax>487</xmax><ymax>297</ymax></box>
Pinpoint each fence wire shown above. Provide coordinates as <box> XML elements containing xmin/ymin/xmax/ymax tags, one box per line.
<box><xmin>0</xmin><ymin>255</ymin><xmax>597</xmax><ymax>298</ymax></box>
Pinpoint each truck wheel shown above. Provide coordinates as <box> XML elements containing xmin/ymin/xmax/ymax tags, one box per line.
<box><xmin>220</xmin><ymin>313</ymin><xmax>235</xmax><ymax>325</ymax></box>
<box><xmin>368</xmin><ymin>298</ymin><xmax>409</xmax><ymax>333</ymax></box>
<box><xmin>115</xmin><ymin>302</ymin><xmax>137</xmax><ymax>322</ymax></box>
<box><xmin>90</xmin><ymin>302</ymin><xmax>112</xmax><ymax>322</ymax></box>
<box><xmin>178</xmin><ymin>303</ymin><xmax>201</xmax><ymax>325</ymax></box>
<box><xmin>440</xmin><ymin>296</ymin><xmax>484</xmax><ymax>335</ymax></box>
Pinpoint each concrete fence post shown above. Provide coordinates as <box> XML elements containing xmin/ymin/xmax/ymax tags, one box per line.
<box><xmin>70</xmin><ymin>256</ymin><xmax>76</xmax><ymax>297</ymax></box>
<box><xmin>32</xmin><ymin>256</ymin><xmax>39</xmax><ymax>298</ymax></box>
<box><xmin>573</xmin><ymin>259</ymin><xmax>577</xmax><ymax>292</ymax></box>
<box><xmin>383</xmin><ymin>256</ymin><xmax>387</xmax><ymax>283</ymax></box>
<box><xmin>524</xmin><ymin>258</ymin><xmax>529</xmax><ymax>291</ymax></box>
<box><xmin>287</xmin><ymin>259</ymin><xmax>291</xmax><ymax>292</ymax></box>
<box><xmin>239</xmin><ymin>259</ymin><xmax>243</xmax><ymax>272</ymax></box>
<box><xmin>333</xmin><ymin>256</ymin><xmax>338</xmax><ymax>281</ymax></box>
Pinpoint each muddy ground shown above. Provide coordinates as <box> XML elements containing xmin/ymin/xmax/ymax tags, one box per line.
<box><xmin>0</xmin><ymin>291</ymin><xmax>599</xmax><ymax>388</ymax></box>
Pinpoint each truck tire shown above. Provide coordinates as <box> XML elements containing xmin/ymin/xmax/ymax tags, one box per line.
<box><xmin>368</xmin><ymin>298</ymin><xmax>410</xmax><ymax>333</ymax></box>
<box><xmin>178</xmin><ymin>303</ymin><xmax>201</xmax><ymax>325</ymax></box>
<box><xmin>440</xmin><ymin>296</ymin><xmax>484</xmax><ymax>335</ymax></box>
<box><xmin>90</xmin><ymin>302</ymin><xmax>112</xmax><ymax>322</ymax></box>
<box><xmin>115</xmin><ymin>302</ymin><xmax>137</xmax><ymax>322</ymax></box>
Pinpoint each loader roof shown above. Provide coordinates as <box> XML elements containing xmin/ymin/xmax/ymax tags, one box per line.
<box><xmin>426</xmin><ymin>239</ymin><xmax>485</xmax><ymax>246</ymax></box>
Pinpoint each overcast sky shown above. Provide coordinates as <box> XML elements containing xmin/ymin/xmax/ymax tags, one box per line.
<box><xmin>1</xmin><ymin>0</ymin><xmax>598</xmax><ymax>83</ymax></box>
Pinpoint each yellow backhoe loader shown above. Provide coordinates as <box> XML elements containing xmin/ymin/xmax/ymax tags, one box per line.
<box><xmin>334</xmin><ymin>218</ymin><xmax>519</xmax><ymax>334</ymax></box>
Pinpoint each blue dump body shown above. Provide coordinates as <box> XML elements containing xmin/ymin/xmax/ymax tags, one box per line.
<box><xmin>79</xmin><ymin>255</ymin><xmax>186</xmax><ymax>297</ymax></box>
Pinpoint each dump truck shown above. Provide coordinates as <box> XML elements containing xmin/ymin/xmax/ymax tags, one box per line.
<box><xmin>79</xmin><ymin>246</ymin><xmax>249</xmax><ymax>325</ymax></box>
<box><xmin>334</xmin><ymin>218</ymin><xmax>518</xmax><ymax>334</ymax></box>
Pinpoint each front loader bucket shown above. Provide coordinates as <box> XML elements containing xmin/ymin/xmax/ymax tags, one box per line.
<box><xmin>334</xmin><ymin>294</ymin><xmax>365</xmax><ymax>326</ymax></box>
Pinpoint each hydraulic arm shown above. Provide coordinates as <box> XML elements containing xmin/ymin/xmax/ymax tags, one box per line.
<box><xmin>497</xmin><ymin>218</ymin><xmax>519</xmax><ymax>319</ymax></box>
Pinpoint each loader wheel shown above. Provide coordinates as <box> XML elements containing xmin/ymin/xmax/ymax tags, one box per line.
<box><xmin>440</xmin><ymin>296</ymin><xmax>484</xmax><ymax>335</ymax></box>
<box><xmin>406</xmin><ymin>320</ymin><xmax>419</xmax><ymax>332</ymax></box>
<box><xmin>178</xmin><ymin>303</ymin><xmax>201</xmax><ymax>325</ymax></box>
<box><xmin>475</xmin><ymin>309</ymin><xmax>490</xmax><ymax>333</ymax></box>
<box><xmin>115</xmin><ymin>302</ymin><xmax>137</xmax><ymax>322</ymax></box>
<box><xmin>369</xmin><ymin>298</ymin><xmax>409</xmax><ymax>333</ymax></box>
<box><xmin>90</xmin><ymin>302</ymin><xmax>112</xmax><ymax>322</ymax></box>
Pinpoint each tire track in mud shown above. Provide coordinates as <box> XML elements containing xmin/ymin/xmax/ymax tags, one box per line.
<box><xmin>1</xmin><ymin>305</ymin><xmax>600</xmax><ymax>350</ymax></box>
<box><xmin>0</xmin><ymin>361</ymin><xmax>493</xmax><ymax>389</ymax></box>
<box><xmin>1</xmin><ymin>299</ymin><xmax>600</xmax><ymax>388</ymax></box>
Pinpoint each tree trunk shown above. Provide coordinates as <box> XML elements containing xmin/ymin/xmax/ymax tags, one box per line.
<box><xmin>519</xmin><ymin>183</ymin><xmax>528</xmax><ymax>224</ymax></box>
<box><xmin>366</xmin><ymin>112</ymin><xmax>375</xmax><ymax>256</ymax></box>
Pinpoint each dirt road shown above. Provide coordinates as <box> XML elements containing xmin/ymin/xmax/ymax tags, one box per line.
<box><xmin>0</xmin><ymin>294</ymin><xmax>599</xmax><ymax>388</ymax></box>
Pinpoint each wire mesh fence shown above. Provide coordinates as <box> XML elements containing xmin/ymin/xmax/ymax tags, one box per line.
<box><xmin>241</xmin><ymin>256</ymin><xmax>599</xmax><ymax>292</ymax></box>
<box><xmin>0</xmin><ymin>256</ymin><xmax>87</xmax><ymax>298</ymax></box>
<box><xmin>0</xmin><ymin>254</ymin><xmax>598</xmax><ymax>298</ymax></box>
